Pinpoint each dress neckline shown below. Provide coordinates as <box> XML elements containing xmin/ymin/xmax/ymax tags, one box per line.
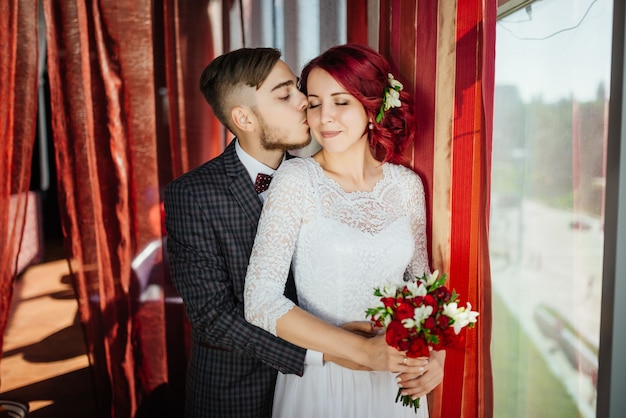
<box><xmin>308</xmin><ymin>157</ymin><xmax>388</xmax><ymax>196</ymax></box>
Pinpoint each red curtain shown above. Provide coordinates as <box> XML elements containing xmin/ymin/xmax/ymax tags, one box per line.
<box><xmin>378</xmin><ymin>1</ymin><xmax>495</xmax><ymax>416</ymax></box>
<box><xmin>347</xmin><ymin>0</ymin><xmax>368</xmax><ymax>45</ymax></box>
<box><xmin>0</xmin><ymin>0</ymin><xmax>39</xmax><ymax>376</ymax></box>
<box><xmin>40</xmin><ymin>0</ymin><xmax>222</xmax><ymax>416</ymax></box>
<box><xmin>0</xmin><ymin>0</ymin><xmax>226</xmax><ymax>414</ymax></box>
<box><xmin>43</xmin><ymin>1</ymin><xmax>158</xmax><ymax>414</ymax></box>
<box><xmin>162</xmin><ymin>0</ymin><xmax>225</xmax><ymax>178</ymax></box>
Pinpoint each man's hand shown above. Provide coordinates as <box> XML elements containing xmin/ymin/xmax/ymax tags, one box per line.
<box><xmin>323</xmin><ymin>353</ymin><xmax>371</xmax><ymax>370</ymax></box>
<box><xmin>339</xmin><ymin>321</ymin><xmax>379</xmax><ymax>337</ymax></box>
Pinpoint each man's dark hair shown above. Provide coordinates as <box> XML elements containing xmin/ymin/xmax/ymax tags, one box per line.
<box><xmin>199</xmin><ymin>48</ymin><xmax>282</xmax><ymax>131</ymax></box>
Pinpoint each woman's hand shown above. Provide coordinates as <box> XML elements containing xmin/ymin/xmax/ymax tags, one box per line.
<box><xmin>396</xmin><ymin>349</ymin><xmax>446</xmax><ymax>400</ymax></box>
<box><xmin>360</xmin><ymin>335</ymin><xmax>435</xmax><ymax>374</ymax></box>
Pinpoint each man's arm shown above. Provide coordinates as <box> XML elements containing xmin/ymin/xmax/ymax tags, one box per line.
<box><xmin>164</xmin><ymin>178</ymin><xmax>306</xmax><ymax>375</ymax></box>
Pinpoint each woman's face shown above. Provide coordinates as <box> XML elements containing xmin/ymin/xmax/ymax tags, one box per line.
<box><xmin>305</xmin><ymin>68</ymin><xmax>369</xmax><ymax>155</ymax></box>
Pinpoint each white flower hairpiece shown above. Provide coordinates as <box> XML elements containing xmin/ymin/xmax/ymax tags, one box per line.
<box><xmin>375</xmin><ymin>73</ymin><xmax>404</xmax><ymax>123</ymax></box>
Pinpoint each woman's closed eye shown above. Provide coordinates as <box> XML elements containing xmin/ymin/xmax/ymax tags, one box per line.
<box><xmin>308</xmin><ymin>101</ymin><xmax>349</xmax><ymax>109</ymax></box>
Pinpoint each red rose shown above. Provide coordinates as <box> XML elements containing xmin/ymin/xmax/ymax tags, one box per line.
<box><xmin>381</xmin><ymin>297</ymin><xmax>396</xmax><ymax>308</ymax></box>
<box><xmin>433</xmin><ymin>286</ymin><xmax>452</xmax><ymax>303</ymax></box>
<box><xmin>423</xmin><ymin>317</ymin><xmax>436</xmax><ymax>330</ymax></box>
<box><xmin>407</xmin><ymin>336</ymin><xmax>430</xmax><ymax>358</ymax></box>
<box><xmin>431</xmin><ymin>327</ymin><xmax>459</xmax><ymax>350</ymax></box>
<box><xmin>437</xmin><ymin>315</ymin><xmax>450</xmax><ymax>328</ymax></box>
<box><xmin>423</xmin><ymin>295</ymin><xmax>437</xmax><ymax>309</ymax></box>
<box><xmin>395</xmin><ymin>300</ymin><xmax>415</xmax><ymax>320</ymax></box>
<box><xmin>386</xmin><ymin>320</ymin><xmax>410</xmax><ymax>351</ymax></box>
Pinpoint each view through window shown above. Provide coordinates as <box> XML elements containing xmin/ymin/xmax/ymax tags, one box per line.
<box><xmin>491</xmin><ymin>0</ymin><xmax>613</xmax><ymax>416</ymax></box>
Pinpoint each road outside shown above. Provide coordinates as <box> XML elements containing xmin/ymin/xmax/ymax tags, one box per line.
<box><xmin>490</xmin><ymin>195</ymin><xmax>603</xmax><ymax>417</ymax></box>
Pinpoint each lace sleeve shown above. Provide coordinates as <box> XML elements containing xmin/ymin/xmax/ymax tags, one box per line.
<box><xmin>244</xmin><ymin>160</ymin><xmax>310</xmax><ymax>336</ymax></box>
<box><xmin>404</xmin><ymin>169</ymin><xmax>431</xmax><ymax>279</ymax></box>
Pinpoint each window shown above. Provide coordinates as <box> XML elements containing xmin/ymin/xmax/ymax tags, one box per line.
<box><xmin>490</xmin><ymin>0</ymin><xmax>613</xmax><ymax>416</ymax></box>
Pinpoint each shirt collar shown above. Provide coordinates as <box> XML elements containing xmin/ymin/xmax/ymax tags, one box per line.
<box><xmin>235</xmin><ymin>139</ymin><xmax>284</xmax><ymax>183</ymax></box>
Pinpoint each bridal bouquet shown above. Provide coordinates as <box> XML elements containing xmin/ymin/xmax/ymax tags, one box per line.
<box><xmin>365</xmin><ymin>271</ymin><xmax>478</xmax><ymax>412</ymax></box>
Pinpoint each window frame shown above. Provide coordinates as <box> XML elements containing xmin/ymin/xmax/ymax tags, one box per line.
<box><xmin>597</xmin><ymin>1</ymin><xmax>626</xmax><ymax>417</ymax></box>
<box><xmin>497</xmin><ymin>0</ymin><xmax>535</xmax><ymax>19</ymax></box>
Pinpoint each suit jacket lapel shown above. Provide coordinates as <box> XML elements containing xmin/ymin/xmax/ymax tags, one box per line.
<box><xmin>223</xmin><ymin>140</ymin><xmax>264</xmax><ymax>229</ymax></box>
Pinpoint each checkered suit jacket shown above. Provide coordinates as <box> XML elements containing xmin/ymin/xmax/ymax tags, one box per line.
<box><xmin>164</xmin><ymin>140</ymin><xmax>306</xmax><ymax>418</ymax></box>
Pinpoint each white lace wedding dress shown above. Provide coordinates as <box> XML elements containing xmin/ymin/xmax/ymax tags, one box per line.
<box><xmin>245</xmin><ymin>157</ymin><xmax>431</xmax><ymax>418</ymax></box>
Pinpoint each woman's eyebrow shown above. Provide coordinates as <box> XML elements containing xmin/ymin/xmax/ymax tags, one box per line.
<box><xmin>307</xmin><ymin>91</ymin><xmax>350</xmax><ymax>98</ymax></box>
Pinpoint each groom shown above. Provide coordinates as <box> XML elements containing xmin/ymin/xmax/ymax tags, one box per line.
<box><xmin>164</xmin><ymin>47</ymin><xmax>443</xmax><ymax>418</ymax></box>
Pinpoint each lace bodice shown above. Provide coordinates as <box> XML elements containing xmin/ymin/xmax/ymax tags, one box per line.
<box><xmin>244</xmin><ymin>158</ymin><xmax>430</xmax><ymax>335</ymax></box>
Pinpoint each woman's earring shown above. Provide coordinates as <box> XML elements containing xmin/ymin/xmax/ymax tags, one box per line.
<box><xmin>369</xmin><ymin>122</ymin><xmax>374</xmax><ymax>130</ymax></box>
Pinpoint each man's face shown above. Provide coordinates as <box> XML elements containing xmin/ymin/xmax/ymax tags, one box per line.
<box><xmin>253</xmin><ymin>60</ymin><xmax>311</xmax><ymax>151</ymax></box>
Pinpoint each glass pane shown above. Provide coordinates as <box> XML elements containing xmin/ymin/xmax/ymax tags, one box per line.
<box><xmin>491</xmin><ymin>1</ymin><xmax>613</xmax><ymax>417</ymax></box>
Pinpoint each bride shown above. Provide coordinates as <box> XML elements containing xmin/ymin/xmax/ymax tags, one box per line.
<box><xmin>244</xmin><ymin>43</ymin><xmax>445</xmax><ymax>418</ymax></box>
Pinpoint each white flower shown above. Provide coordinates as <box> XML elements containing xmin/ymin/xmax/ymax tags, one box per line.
<box><xmin>443</xmin><ymin>302</ymin><xmax>479</xmax><ymax>334</ymax></box>
<box><xmin>442</xmin><ymin>302</ymin><xmax>459</xmax><ymax>318</ymax></box>
<box><xmin>457</xmin><ymin>302</ymin><xmax>479</xmax><ymax>326</ymax></box>
<box><xmin>402</xmin><ymin>318</ymin><xmax>417</xmax><ymax>329</ymax></box>
<box><xmin>402</xmin><ymin>305</ymin><xmax>433</xmax><ymax>329</ymax></box>
<box><xmin>415</xmin><ymin>305</ymin><xmax>434</xmax><ymax>321</ymax></box>
<box><xmin>379</xmin><ymin>283</ymin><xmax>398</xmax><ymax>297</ymax></box>
<box><xmin>388</xmin><ymin>73</ymin><xmax>404</xmax><ymax>90</ymax></box>
<box><xmin>426</xmin><ymin>270</ymin><xmax>439</xmax><ymax>287</ymax></box>
<box><xmin>375</xmin><ymin>73</ymin><xmax>404</xmax><ymax>123</ymax></box>
<box><xmin>372</xmin><ymin>310</ymin><xmax>393</xmax><ymax>327</ymax></box>
<box><xmin>405</xmin><ymin>280</ymin><xmax>427</xmax><ymax>297</ymax></box>
<box><xmin>383</xmin><ymin>88</ymin><xmax>401</xmax><ymax>111</ymax></box>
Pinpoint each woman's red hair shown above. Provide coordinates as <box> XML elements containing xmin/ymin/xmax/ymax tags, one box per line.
<box><xmin>300</xmin><ymin>44</ymin><xmax>416</xmax><ymax>165</ymax></box>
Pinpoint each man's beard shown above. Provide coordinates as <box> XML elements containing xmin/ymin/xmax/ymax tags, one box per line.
<box><xmin>257</xmin><ymin>113</ymin><xmax>311</xmax><ymax>151</ymax></box>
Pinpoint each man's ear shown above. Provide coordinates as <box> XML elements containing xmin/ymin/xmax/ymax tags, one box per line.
<box><xmin>231</xmin><ymin>106</ymin><xmax>255</xmax><ymax>132</ymax></box>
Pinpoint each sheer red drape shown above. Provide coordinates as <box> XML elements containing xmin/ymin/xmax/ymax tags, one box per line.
<box><xmin>40</xmin><ymin>0</ymin><xmax>220</xmax><ymax>415</ymax></box>
<box><xmin>43</xmin><ymin>1</ymin><xmax>157</xmax><ymax>414</ymax></box>
<box><xmin>378</xmin><ymin>1</ymin><xmax>495</xmax><ymax>416</ymax></box>
<box><xmin>0</xmin><ymin>0</ymin><xmax>39</xmax><ymax>377</ymax></box>
<box><xmin>163</xmin><ymin>0</ymin><xmax>224</xmax><ymax>177</ymax></box>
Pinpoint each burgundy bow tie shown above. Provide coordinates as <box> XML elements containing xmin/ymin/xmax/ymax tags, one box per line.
<box><xmin>254</xmin><ymin>173</ymin><xmax>273</xmax><ymax>193</ymax></box>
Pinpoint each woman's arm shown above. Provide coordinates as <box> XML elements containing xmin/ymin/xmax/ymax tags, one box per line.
<box><xmin>404</xmin><ymin>169</ymin><xmax>431</xmax><ymax>278</ymax></box>
<box><xmin>276</xmin><ymin>303</ymin><xmax>410</xmax><ymax>371</ymax></box>
<box><xmin>244</xmin><ymin>160</ymin><xmax>426</xmax><ymax>373</ymax></box>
